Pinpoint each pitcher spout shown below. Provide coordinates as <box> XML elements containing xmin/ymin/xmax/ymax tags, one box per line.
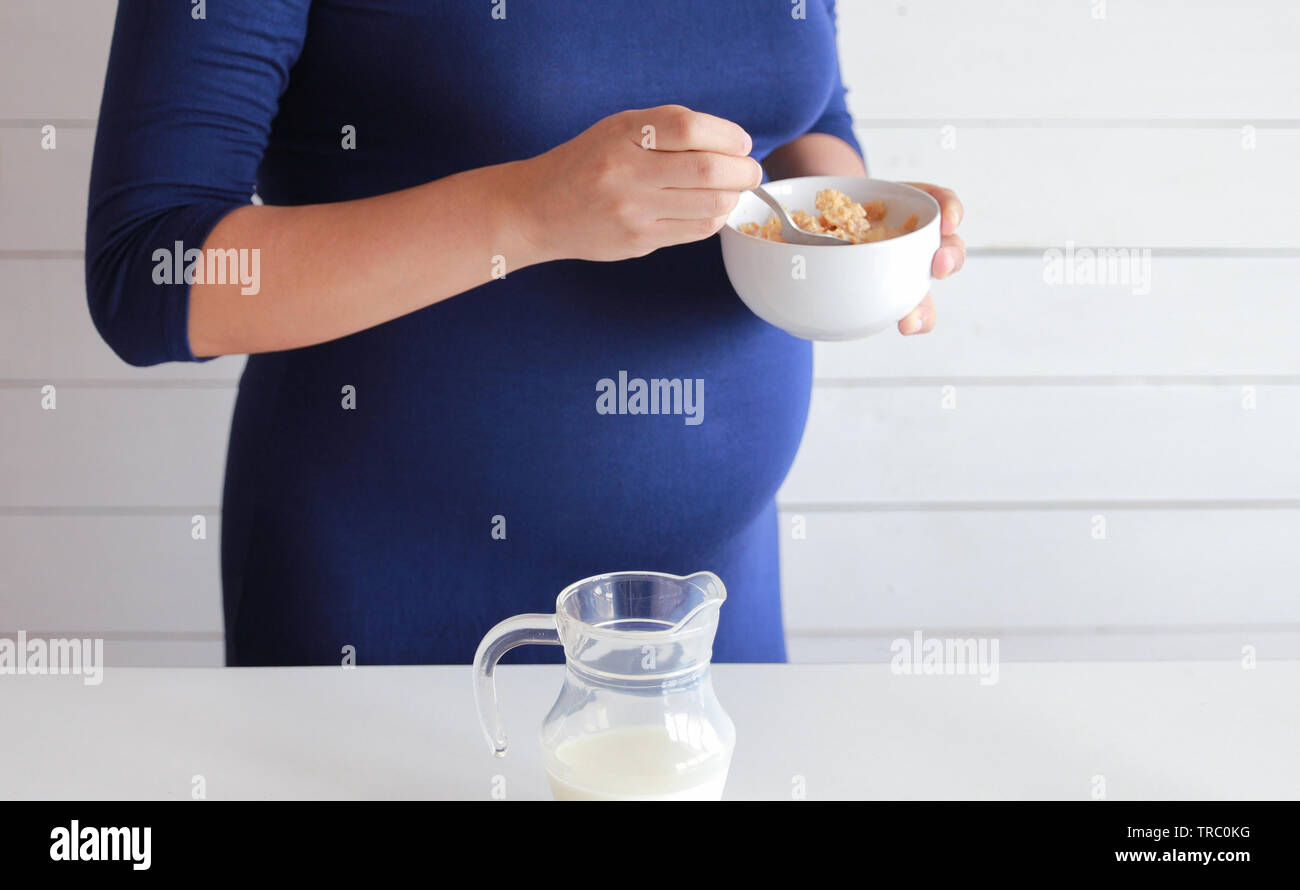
<box><xmin>669</xmin><ymin>571</ymin><xmax>727</xmax><ymax>635</ymax></box>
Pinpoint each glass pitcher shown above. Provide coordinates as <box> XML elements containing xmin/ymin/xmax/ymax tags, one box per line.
<box><xmin>473</xmin><ymin>570</ymin><xmax>735</xmax><ymax>801</ymax></box>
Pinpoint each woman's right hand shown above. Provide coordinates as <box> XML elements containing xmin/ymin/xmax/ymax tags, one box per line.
<box><xmin>508</xmin><ymin>105</ymin><xmax>764</xmax><ymax>263</ymax></box>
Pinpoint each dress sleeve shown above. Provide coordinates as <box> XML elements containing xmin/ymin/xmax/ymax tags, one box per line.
<box><xmin>802</xmin><ymin>0</ymin><xmax>864</xmax><ymax>160</ymax></box>
<box><xmin>85</xmin><ymin>0</ymin><xmax>312</xmax><ymax>366</ymax></box>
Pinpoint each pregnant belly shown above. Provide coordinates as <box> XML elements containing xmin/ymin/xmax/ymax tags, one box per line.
<box><xmin>236</xmin><ymin>245</ymin><xmax>812</xmax><ymax>562</ymax></box>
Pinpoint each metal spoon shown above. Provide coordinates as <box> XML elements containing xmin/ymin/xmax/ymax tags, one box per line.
<box><xmin>748</xmin><ymin>185</ymin><xmax>851</xmax><ymax>246</ymax></box>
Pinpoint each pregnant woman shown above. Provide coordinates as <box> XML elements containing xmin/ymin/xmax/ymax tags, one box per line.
<box><xmin>86</xmin><ymin>1</ymin><xmax>964</xmax><ymax>665</ymax></box>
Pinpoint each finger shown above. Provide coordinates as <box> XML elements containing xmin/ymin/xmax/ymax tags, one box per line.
<box><xmin>898</xmin><ymin>293</ymin><xmax>937</xmax><ymax>336</ymax></box>
<box><xmin>931</xmin><ymin>232</ymin><xmax>966</xmax><ymax>279</ymax></box>
<box><xmin>903</xmin><ymin>181</ymin><xmax>963</xmax><ymax>235</ymax></box>
<box><xmin>652</xmin><ymin>187</ymin><xmax>741</xmax><ymax>221</ymax></box>
<box><xmin>655</xmin><ymin>150</ymin><xmax>764</xmax><ymax>190</ymax></box>
<box><xmin>634</xmin><ymin>105</ymin><xmax>753</xmax><ymax>155</ymax></box>
<box><xmin>653</xmin><ymin>215</ymin><xmax>731</xmax><ymax>247</ymax></box>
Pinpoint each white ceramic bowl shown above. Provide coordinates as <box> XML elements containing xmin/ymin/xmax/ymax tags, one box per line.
<box><xmin>720</xmin><ymin>176</ymin><xmax>941</xmax><ymax>340</ymax></box>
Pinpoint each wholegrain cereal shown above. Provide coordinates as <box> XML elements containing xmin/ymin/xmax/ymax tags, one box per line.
<box><xmin>738</xmin><ymin>188</ymin><xmax>919</xmax><ymax>244</ymax></box>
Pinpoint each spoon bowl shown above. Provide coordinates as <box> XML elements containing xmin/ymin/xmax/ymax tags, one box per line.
<box><xmin>748</xmin><ymin>184</ymin><xmax>852</xmax><ymax>246</ymax></box>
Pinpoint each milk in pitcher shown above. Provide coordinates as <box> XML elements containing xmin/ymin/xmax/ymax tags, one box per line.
<box><xmin>545</xmin><ymin>726</ymin><xmax>730</xmax><ymax>801</ymax></box>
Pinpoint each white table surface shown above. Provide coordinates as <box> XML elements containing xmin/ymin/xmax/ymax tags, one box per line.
<box><xmin>1</xmin><ymin>662</ymin><xmax>1296</xmax><ymax>800</ymax></box>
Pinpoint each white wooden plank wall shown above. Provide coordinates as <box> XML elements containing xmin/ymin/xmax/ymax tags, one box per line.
<box><xmin>1</xmin><ymin>1</ymin><xmax>1297</xmax><ymax>664</ymax></box>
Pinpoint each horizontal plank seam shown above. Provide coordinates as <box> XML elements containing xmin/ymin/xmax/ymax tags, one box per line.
<box><xmin>852</xmin><ymin>118</ymin><xmax>1300</xmax><ymax>129</ymax></box>
<box><xmin>5</xmin><ymin>375</ymin><xmax>1300</xmax><ymax>389</ymax></box>
<box><xmin>5</xmin><ymin>500</ymin><xmax>1300</xmax><ymax>517</ymax></box>
<box><xmin>5</xmin><ymin>118</ymin><xmax>1300</xmax><ymax>130</ymax></box>
<box><xmin>0</xmin><ymin>631</ymin><xmax>221</xmax><ymax>641</ymax></box>
<box><xmin>814</xmin><ymin>376</ymin><xmax>1300</xmax><ymax>387</ymax></box>
<box><xmin>0</xmin><ymin>120</ymin><xmax>97</xmax><ymax>129</ymax></box>
<box><xmin>6</xmin><ymin>248</ymin><xmax>1300</xmax><ymax>259</ymax></box>
<box><xmin>776</xmin><ymin>499</ymin><xmax>1300</xmax><ymax>512</ymax></box>
<box><xmin>0</xmin><ymin>250</ymin><xmax>85</xmax><ymax>260</ymax></box>
<box><xmin>965</xmin><ymin>248</ymin><xmax>1300</xmax><ymax>258</ymax></box>
<box><xmin>785</xmin><ymin>623</ymin><xmax>1300</xmax><ymax>637</ymax></box>
<box><xmin>0</xmin><ymin>506</ymin><xmax>222</xmax><ymax>516</ymax></box>
<box><xmin>0</xmin><ymin>380</ymin><xmax>239</xmax><ymax>389</ymax></box>
<box><xmin>4</xmin><ymin>626</ymin><xmax>1296</xmax><ymax>642</ymax></box>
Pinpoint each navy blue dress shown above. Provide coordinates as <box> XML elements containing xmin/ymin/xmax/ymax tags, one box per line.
<box><xmin>85</xmin><ymin>0</ymin><xmax>863</xmax><ymax>665</ymax></box>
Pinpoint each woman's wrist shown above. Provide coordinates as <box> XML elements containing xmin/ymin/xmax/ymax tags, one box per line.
<box><xmin>487</xmin><ymin>158</ymin><xmax>557</xmax><ymax>271</ymax></box>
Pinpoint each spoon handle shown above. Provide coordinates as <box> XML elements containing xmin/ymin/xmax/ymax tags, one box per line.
<box><xmin>750</xmin><ymin>184</ymin><xmax>787</xmax><ymax>218</ymax></box>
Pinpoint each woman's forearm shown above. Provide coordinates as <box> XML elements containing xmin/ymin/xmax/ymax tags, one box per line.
<box><xmin>760</xmin><ymin>132</ymin><xmax>866</xmax><ymax>180</ymax></box>
<box><xmin>187</xmin><ymin>160</ymin><xmax>545</xmax><ymax>358</ymax></box>
<box><xmin>188</xmin><ymin>103</ymin><xmax>763</xmax><ymax>359</ymax></box>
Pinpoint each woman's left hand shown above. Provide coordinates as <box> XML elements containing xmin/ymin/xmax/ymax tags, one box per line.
<box><xmin>898</xmin><ymin>182</ymin><xmax>965</xmax><ymax>335</ymax></box>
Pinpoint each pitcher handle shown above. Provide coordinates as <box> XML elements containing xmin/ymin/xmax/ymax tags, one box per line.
<box><xmin>472</xmin><ymin>613</ymin><xmax>562</xmax><ymax>757</ymax></box>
